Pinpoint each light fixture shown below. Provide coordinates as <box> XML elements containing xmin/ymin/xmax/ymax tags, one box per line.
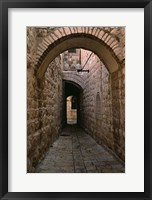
<box><xmin>76</xmin><ymin>52</ymin><xmax>93</xmax><ymax>73</ymax></box>
<box><xmin>75</xmin><ymin>63</ymin><xmax>82</xmax><ymax>70</ymax></box>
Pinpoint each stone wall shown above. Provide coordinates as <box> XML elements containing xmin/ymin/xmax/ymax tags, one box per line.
<box><xmin>61</xmin><ymin>48</ymin><xmax>125</xmax><ymax>161</ymax></box>
<box><xmin>79</xmin><ymin>49</ymin><xmax>125</xmax><ymax>161</ymax></box>
<box><xmin>111</xmin><ymin>64</ymin><xmax>125</xmax><ymax>159</ymax></box>
<box><xmin>27</xmin><ymin>27</ymin><xmax>63</xmax><ymax>172</ymax></box>
<box><xmin>63</xmin><ymin>49</ymin><xmax>81</xmax><ymax>71</ymax></box>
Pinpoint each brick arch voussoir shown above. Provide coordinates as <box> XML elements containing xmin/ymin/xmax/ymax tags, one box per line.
<box><xmin>36</xmin><ymin>29</ymin><xmax>123</xmax><ymax>73</ymax></box>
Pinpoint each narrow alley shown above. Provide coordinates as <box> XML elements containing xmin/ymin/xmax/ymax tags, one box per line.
<box><xmin>27</xmin><ymin>27</ymin><xmax>125</xmax><ymax>173</ymax></box>
<box><xmin>35</xmin><ymin>125</ymin><xmax>124</xmax><ymax>173</ymax></box>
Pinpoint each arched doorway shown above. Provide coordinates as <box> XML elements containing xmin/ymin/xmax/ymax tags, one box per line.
<box><xmin>66</xmin><ymin>96</ymin><xmax>77</xmax><ymax>124</ymax></box>
<box><xmin>64</xmin><ymin>80</ymin><xmax>82</xmax><ymax>126</ymax></box>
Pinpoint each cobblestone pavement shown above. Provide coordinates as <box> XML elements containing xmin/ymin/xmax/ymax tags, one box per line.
<box><xmin>35</xmin><ymin>125</ymin><xmax>125</xmax><ymax>173</ymax></box>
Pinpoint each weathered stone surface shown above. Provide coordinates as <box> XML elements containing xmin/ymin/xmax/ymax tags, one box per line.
<box><xmin>27</xmin><ymin>27</ymin><xmax>125</xmax><ymax>172</ymax></box>
<box><xmin>27</xmin><ymin>55</ymin><xmax>64</xmax><ymax>172</ymax></box>
<box><xmin>35</xmin><ymin>125</ymin><xmax>124</xmax><ymax>173</ymax></box>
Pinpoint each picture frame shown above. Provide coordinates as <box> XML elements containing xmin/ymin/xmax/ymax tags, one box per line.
<box><xmin>0</xmin><ymin>0</ymin><xmax>151</xmax><ymax>199</ymax></box>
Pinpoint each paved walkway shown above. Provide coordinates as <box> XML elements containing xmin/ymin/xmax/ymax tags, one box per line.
<box><xmin>35</xmin><ymin>125</ymin><xmax>125</xmax><ymax>173</ymax></box>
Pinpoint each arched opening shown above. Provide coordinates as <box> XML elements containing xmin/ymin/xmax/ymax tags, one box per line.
<box><xmin>64</xmin><ymin>80</ymin><xmax>82</xmax><ymax>126</ymax></box>
<box><xmin>37</xmin><ymin>35</ymin><xmax>122</xmax><ymax>79</ymax></box>
<box><xmin>66</xmin><ymin>96</ymin><xmax>77</xmax><ymax>124</ymax></box>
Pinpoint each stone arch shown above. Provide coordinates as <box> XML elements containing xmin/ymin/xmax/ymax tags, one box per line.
<box><xmin>63</xmin><ymin>71</ymin><xmax>85</xmax><ymax>90</ymax></box>
<box><xmin>36</xmin><ymin>27</ymin><xmax>124</xmax><ymax>79</ymax></box>
<box><xmin>64</xmin><ymin>80</ymin><xmax>83</xmax><ymax>93</ymax></box>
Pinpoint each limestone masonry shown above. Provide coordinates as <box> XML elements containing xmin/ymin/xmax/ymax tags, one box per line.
<box><xmin>27</xmin><ymin>27</ymin><xmax>125</xmax><ymax>172</ymax></box>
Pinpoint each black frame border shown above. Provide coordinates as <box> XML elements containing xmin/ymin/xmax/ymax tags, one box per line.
<box><xmin>0</xmin><ymin>0</ymin><xmax>151</xmax><ymax>199</ymax></box>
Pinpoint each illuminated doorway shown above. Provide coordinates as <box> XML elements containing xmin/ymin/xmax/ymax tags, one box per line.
<box><xmin>66</xmin><ymin>96</ymin><xmax>77</xmax><ymax>124</ymax></box>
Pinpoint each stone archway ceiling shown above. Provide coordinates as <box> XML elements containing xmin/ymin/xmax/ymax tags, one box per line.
<box><xmin>35</xmin><ymin>27</ymin><xmax>125</xmax><ymax>79</ymax></box>
<box><xmin>63</xmin><ymin>71</ymin><xmax>85</xmax><ymax>90</ymax></box>
<box><xmin>64</xmin><ymin>81</ymin><xmax>81</xmax><ymax>98</ymax></box>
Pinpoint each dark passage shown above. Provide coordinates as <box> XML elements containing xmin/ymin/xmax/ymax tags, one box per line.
<box><xmin>64</xmin><ymin>81</ymin><xmax>81</xmax><ymax>126</ymax></box>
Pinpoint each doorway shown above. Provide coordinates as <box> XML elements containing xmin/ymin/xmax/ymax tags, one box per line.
<box><xmin>66</xmin><ymin>96</ymin><xmax>77</xmax><ymax>124</ymax></box>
